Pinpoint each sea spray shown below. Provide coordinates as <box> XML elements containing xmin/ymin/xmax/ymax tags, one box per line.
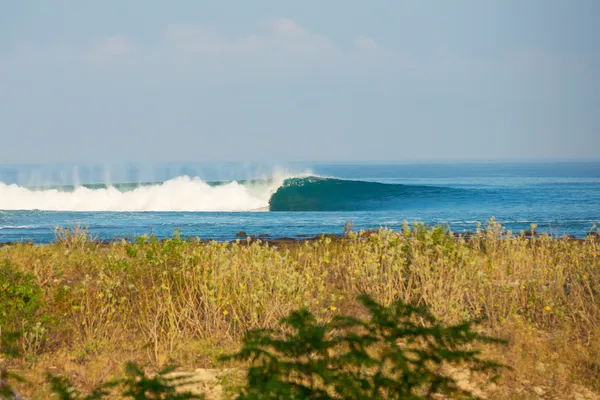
<box><xmin>0</xmin><ymin>176</ymin><xmax>279</xmax><ymax>212</ymax></box>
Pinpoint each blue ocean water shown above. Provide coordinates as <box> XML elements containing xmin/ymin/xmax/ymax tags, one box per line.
<box><xmin>0</xmin><ymin>162</ymin><xmax>599</xmax><ymax>243</ymax></box>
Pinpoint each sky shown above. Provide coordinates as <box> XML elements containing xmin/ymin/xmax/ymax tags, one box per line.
<box><xmin>0</xmin><ymin>1</ymin><xmax>599</xmax><ymax>164</ymax></box>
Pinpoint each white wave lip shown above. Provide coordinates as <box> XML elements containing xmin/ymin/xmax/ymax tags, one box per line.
<box><xmin>0</xmin><ymin>175</ymin><xmax>292</xmax><ymax>212</ymax></box>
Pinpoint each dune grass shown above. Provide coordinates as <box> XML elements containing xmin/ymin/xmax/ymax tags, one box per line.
<box><xmin>1</xmin><ymin>221</ymin><xmax>599</xmax><ymax>398</ymax></box>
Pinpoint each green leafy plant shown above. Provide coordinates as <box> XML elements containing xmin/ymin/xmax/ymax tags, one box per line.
<box><xmin>224</xmin><ymin>294</ymin><xmax>507</xmax><ymax>399</ymax></box>
<box><xmin>0</xmin><ymin>261</ymin><xmax>43</xmax><ymax>333</ymax></box>
<box><xmin>21</xmin><ymin>321</ymin><xmax>47</xmax><ymax>362</ymax></box>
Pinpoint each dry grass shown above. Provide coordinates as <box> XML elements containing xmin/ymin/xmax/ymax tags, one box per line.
<box><xmin>1</xmin><ymin>221</ymin><xmax>599</xmax><ymax>398</ymax></box>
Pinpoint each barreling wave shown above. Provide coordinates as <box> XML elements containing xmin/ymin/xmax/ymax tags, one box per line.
<box><xmin>0</xmin><ymin>175</ymin><xmax>463</xmax><ymax>212</ymax></box>
<box><xmin>269</xmin><ymin>176</ymin><xmax>462</xmax><ymax>211</ymax></box>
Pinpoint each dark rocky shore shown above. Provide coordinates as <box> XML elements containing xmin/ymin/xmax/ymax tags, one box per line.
<box><xmin>1</xmin><ymin>230</ymin><xmax>598</xmax><ymax>248</ymax></box>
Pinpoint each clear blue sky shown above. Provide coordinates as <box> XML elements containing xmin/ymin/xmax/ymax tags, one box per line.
<box><xmin>1</xmin><ymin>1</ymin><xmax>599</xmax><ymax>163</ymax></box>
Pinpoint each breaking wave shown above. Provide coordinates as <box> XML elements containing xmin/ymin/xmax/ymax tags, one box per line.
<box><xmin>0</xmin><ymin>175</ymin><xmax>465</xmax><ymax>212</ymax></box>
<box><xmin>0</xmin><ymin>176</ymin><xmax>281</xmax><ymax>212</ymax></box>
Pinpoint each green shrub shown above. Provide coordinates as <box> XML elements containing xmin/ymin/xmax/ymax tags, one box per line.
<box><xmin>224</xmin><ymin>294</ymin><xmax>507</xmax><ymax>399</ymax></box>
<box><xmin>0</xmin><ymin>261</ymin><xmax>43</xmax><ymax>333</ymax></box>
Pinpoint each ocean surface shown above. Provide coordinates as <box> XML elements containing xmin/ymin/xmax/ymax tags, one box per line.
<box><xmin>0</xmin><ymin>162</ymin><xmax>599</xmax><ymax>243</ymax></box>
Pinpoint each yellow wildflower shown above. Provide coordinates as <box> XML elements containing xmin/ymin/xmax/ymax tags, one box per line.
<box><xmin>330</xmin><ymin>305</ymin><xmax>337</xmax><ymax>311</ymax></box>
<box><xmin>545</xmin><ymin>306</ymin><xmax>551</xmax><ymax>311</ymax></box>
<box><xmin>223</xmin><ymin>310</ymin><xmax>229</xmax><ymax>316</ymax></box>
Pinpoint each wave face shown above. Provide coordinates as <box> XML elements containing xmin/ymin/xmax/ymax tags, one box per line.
<box><xmin>269</xmin><ymin>176</ymin><xmax>461</xmax><ymax>211</ymax></box>
<box><xmin>0</xmin><ymin>176</ymin><xmax>280</xmax><ymax>212</ymax></box>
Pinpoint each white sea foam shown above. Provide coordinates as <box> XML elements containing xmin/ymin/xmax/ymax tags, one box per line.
<box><xmin>0</xmin><ymin>173</ymin><xmax>301</xmax><ymax>212</ymax></box>
<box><xmin>0</xmin><ymin>225</ymin><xmax>41</xmax><ymax>230</ymax></box>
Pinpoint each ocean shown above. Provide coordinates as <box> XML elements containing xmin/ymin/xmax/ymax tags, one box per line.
<box><xmin>0</xmin><ymin>162</ymin><xmax>599</xmax><ymax>243</ymax></box>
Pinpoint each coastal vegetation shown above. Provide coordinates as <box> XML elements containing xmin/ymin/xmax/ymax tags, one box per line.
<box><xmin>1</xmin><ymin>221</ymin><xmax>599</xmax><ymax>398</ymax></box>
